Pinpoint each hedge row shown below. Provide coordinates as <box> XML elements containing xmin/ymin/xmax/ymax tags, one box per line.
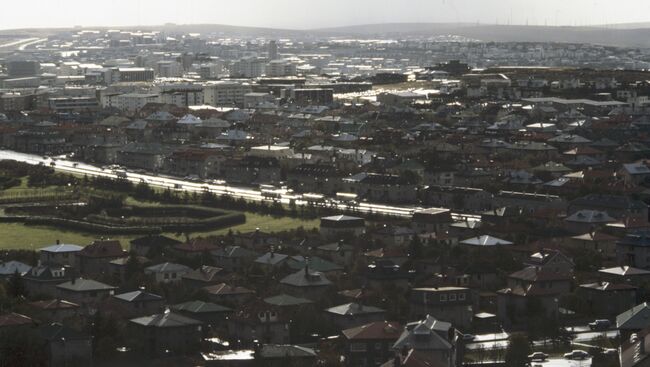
<box><xmin>0</xmin><ymin>216</ymin><xmax>161</xmax><ymax>235</ymax></box>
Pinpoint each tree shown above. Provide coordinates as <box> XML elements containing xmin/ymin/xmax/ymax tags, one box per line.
<box><xmin>505</xmin><ymin>333</ymin><xmax>532</xmax><ymax>367</ymax></box>
<box><xmin>7</xmin><ymin>270</ymin><xmax>25</xmax><ymax>298</ymax></box>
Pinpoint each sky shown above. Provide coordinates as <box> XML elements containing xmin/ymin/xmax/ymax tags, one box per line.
<box><xmin>1</xmin><ymin>0</ymin><xmax>650</xmax><ymax>30</ymax></box>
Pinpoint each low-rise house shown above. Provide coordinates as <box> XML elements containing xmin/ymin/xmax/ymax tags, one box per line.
<box><xmin>315</xmin><ymin>242</ymin><xmax>355</xmax><ymax>267</ymax></box>
<box><xmin>411</xmin><ymin>208</ymin><xmax>453</xmax><ymax>234</ymax></box>
<box><xmin>129</xmin><ymin>235</ymin><xmax>182</xmax><ymax>257</ymax></box>
<box><xmin>178</xmin><ymin>264</ymin><xmax>222</xmax><ymax>288</ymax></box>
<box><xmin>320</xmin><ymin>215</ymin><xmax>366</xmax><ymax>240</ymax></box>
<box><xmin>324</xmin><ymin>303</ymin><xmax>387</xmax><ymax>330</ymax></box>
<box><xmin>392</xmin><ymin>315</ymin><xmax>459</xmax><ymax>367</ymax></box>
<box><xmin>27</xmin><ymin>299</ymin><xmax>81</xmax><ymax>324</ymax></box>
<box><xmin>212</xmin><ymin>245</ymin><xmax>259</xmax><ymax>272</ymax></box>
<box><xmin>203</xmin><ymin>283</ymin><xmax>255</xmax><ymax>306</ymax></box>
<box><xmin>342</xmin><ymin>321</ymin><xmax>403</xmax><ymax>367</ymax></box>
<box><xmin>0</xmin><ymin>260</ymin><xmax>31</xmax><ymax>278</ymax></box>
<box><xmin>422</xmin><ymin>185</ymin><xmax>493</xmax><ymax>212</ymax></box>
<box><xmin>569</xmin><ymin>231</ymin><xmax>620</xmax><ymax>259</ymax></box>
<box><xmin>459</xmin><ymin>235</ymin><xmax>513</xmax><ymax>249</ymax></box>
<box><xmin>111</xmin><ymin>290</ymin><xmax>165</xmax><ymax>317</ymax></box>
<box><xmin>254</xmin><ymin>252</ymin><xmax>290</xmax><ymax>272</ymax></box>
<box><xmin>170</xmin><ymin>300</ymin><xmax>232</xmax><ymax>327</ymax></box>
<box><xmin>599</xmin><ymin>266</ymin><xmax>650</xmax><ymax>286</ymax></box>
<box><xmin>39</xmin><ymin>242</ymin><xmax>83</xmax><ymax>267</ymax></box>
<box><xmin>0</xmin><ymin>312</ymin><xmax>35</xmax><ymax>332</ymax></box>
<box><xmin>497</xmin><ymin>266</ymin><xmax>573</xmax><ymax>326</ymax></box>
<box><xmin>144</xmin><ymin>262</ymin><xmax>192</xmax><ymax>284</ymax></box>
<box><xmin>619</xmin><ymin>326</ymin><xmax>650</xmax><ymax>367</ymax></box>
<box><xmin>22</xmin><ymin>265</ymin><xmax>71</xmax><ymax>297</ymax></box>
<box><xmin>342</xmin><ymin>172</ymin><xmax>418</xmax><ymax>203</ymax></box>
<box><xmin>409</xmin><ymin>287</ymin><xmax>473</xmax><ymax>330</ymax></box>
<box><xmin>617</xmin><ymin>232</ymin><xmax>650</xmax><ymax>269</ymax></box>
<box><xmin>129</xmin><ymin>312</ymin><xmax>203</xmax><ymax>356</ymax></box>
<box><xmin>524</xmin><ymin>249</ymin><xmax>575</xmax><ymax>274</ymax></box>
<box><xmin>619</xmin><ymin>161</ymin><xmax>650</xmax><ymax>185</ymax></box>
<box><xmin>172</xmin><ymin>239</ymin><xmax>219</xmax><ymax>259</ymax></box>
<box><xmin>577</xmin><ymin>282</ymin><xmax>638</xmax><ymax>319</ymax></box>
<box><xmin>227</xmin><ymin>300</ymin><xmax>290</xmax><ymax>345</ymax></box>
<box><xmin>279</xmin><ymin>268</ymin><xmax>333</xmax><ymax>299</ymax></box>
<box><xmin>569</xmin><ymin>194</ymin><xmax>648</xmax><ymax>221</ymax></box>
<box><xmin>76</xmin><ymin>239</ymin><xmax>126</xmax><ymax>277</ymax></box>
<box><xmin>263</xmin><ymin>294</ymin><xmax>314</xmax><ymax>309</ymax></box>
<box><xmin>38</xmin><ymin>323</ymin><xmax>93</xmax><ymax>367</ymax></box>
<box><xmin>372</xmin><ymin>225</ymin><xmax>416</xmax><ymax>248</ymax></box>
<box><xmin>564</xmin><ymin>210</ymin><xmax>617</xmax><ymax>234</ymax></box>
<box><xmin>617</xmin><ymin>303</ymin><xmax>650</xmax><ymax>339</ymax></box>
<box><xmin>56</xmin><ymin>278</ymin><xmax>117</xmax><ymax>308</ymax></box>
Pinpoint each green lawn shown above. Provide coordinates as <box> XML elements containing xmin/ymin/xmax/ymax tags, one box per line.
<box><xmin>0</xmin><ymin>213</ymin><xmax>319</xmax><ymax>250</ymax></box>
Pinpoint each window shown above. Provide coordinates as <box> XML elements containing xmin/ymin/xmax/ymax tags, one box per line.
<box><xmin>350</xmin><ymin>343</ymin><xmax>367</xmax><ymax>352</ymax></box>
<box><xmin>164</xmin><ymin>273</ymin><xmax>169</xmax><ymax>279</ymax></box>
<box><xmin>375</xmin><ymin>343</ymin><xmax>382</xmax><ymax>350</ymax></box>
<box><xmin>449</xmin><ymin>293</ymin><xmax>457</xmax><ymax>301</ymax></box>
<box><xmin>440</xmin><ymin>294</ymin><xmax>447</xmax><ymax>302</ymax></box>
<box><xmin>459</xmin><ymin>293</ymin><xmax>466</xmax><ymax>301</ymax></box>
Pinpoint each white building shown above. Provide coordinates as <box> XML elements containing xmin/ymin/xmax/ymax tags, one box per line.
<box><xmin>203</xmin><ymin>81</ymin><xmax>253</xmax><ymax>107</ymax></box>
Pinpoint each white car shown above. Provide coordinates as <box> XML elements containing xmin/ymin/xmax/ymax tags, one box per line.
<box><xmin>564</xmin><ymin>350</ymin><xmax>590</xmax><ymax>360</ymax></box>
<box><xmin>461</xmin><ymin>334</ymin><xmax>475</xmax><ymax>341</ymax></box>
<box><xmin>602</xmin><ymin>349</ymin><xmax>618</xmax><ymax>356</ymax></box>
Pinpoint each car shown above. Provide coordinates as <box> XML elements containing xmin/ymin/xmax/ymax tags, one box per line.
<box><xmin>602</xmin><ymin>349</ymin><xmax>618</xmax><ymax>356</ymax></box>
<box><xmin>564</xmin><ymin>350</ymin><xmax>590</xmax><ymax>360</ymax></box>
<box><xmin>461</xmin><ymin>334</ymin><xmax>475</xmax><ymax>341</ymax></box>
<box><xmin>528</xmin><ymin>352</ymin><xmax>549</xmax><ymax>361</ymax></box>
<box><xmin>589</xmin><ymin>319</ymin><xmax>611</xmax><ymax>330</ymax></box>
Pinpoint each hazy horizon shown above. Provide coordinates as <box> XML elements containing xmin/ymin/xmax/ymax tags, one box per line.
<box><xmin>1</xmin><ymin>0</ymin><xmax>650</xmax><ymax>31</ymax></box>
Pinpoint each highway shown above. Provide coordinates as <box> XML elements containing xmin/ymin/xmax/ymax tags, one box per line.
<box><xmin>0</xmin><ymin>150</ymin><xmax>429</xmax><ymax>218</ymax></box>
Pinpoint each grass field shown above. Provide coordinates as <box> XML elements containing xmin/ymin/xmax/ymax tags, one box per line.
<box><xmin>0</xmin><ymin>212</ymin><xmax>319</xmax><ymax>250</ymax></box>
<box><xmin>0</xmin><ymin>179</ymin><xmax>320</xmax><ymax>250</ymax></box>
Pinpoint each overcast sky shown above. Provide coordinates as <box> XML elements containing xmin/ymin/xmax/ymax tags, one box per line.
<box><xmin>1</xmin><ymin>0</ymin><xmax>649</xmax><ymax>30</ymax></box>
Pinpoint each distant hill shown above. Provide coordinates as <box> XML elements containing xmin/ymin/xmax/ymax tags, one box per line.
<box><xmin>313</xmin><ymin>23</ymin><xmax>650</xmax><ymax>47</ymax></box>
<box><xmin>3</xmin><ymin>22</ymin><xmax>650</xmax><ymax>48</ymax></box>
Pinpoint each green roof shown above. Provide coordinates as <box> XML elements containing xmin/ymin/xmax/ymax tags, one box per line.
<box><xmin>264</xmin><ymin>294</ymin><xmax>313</xmax><ymax>307</ymax></box>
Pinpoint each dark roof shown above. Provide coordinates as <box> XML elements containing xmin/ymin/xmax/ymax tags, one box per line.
<box><xmin>113</xmin><ymin>290</ymin><xmax>164</xmax><ymax>303</ymax></box>
<box><xmin>263</xmin><ymin>294</ymin><xmax>313</xmax><ymax>307</ymax></box>
<box><xmin>0</xmin><ymin>313</ymin><xmax>34</xmax><ymax>328</ymax></box>
<box><xmin>130</xmin><ymin>235</ymin><xmax>182</xmax><ymax>248</ymax></box>
<box><xmin>171</xmin><ymin>300</ymin><xmax>231</xmax><ymax>314</ymax></box>
<box><xmin>78</xmin><ymin>240</ymin><xmax>125</xmax><ymax>258</ymax></box>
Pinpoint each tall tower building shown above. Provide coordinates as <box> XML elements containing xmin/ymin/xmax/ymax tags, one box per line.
<box><xmin>268</xmin><ymin>40</ymin><xmax>279</xmax><ymax>60</ymax></box>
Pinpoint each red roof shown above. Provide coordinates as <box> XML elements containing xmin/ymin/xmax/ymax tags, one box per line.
<box><xmin>79</xmin><ymin>240</ymin><xmax>125</xmax><ymax>258</ymax></box>
<box><xmin>343</xmin><ymin>321</ymin><xmax>403</xmax><ymax>340</ymax></box>
<box><xmin>0</xmin><ymin>313</ymin><xmax>34</xmax><ymax>328</ymax></box>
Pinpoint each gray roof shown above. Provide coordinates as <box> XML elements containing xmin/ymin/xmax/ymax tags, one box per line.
<box><xmin>114</xmin><ymin>290</ymin><xmax>163</xmax><ymax>303</ymax></box>
<box><xmin>280</xmin><ymin>269</ymin><xmax>332</xmax><ymax>288</ymax></box>
<box><xmin>130</xmin><ymin>312</ymin><xmax>202</xmax><ymax>328</ymax></box>
<box><xmin>39</xmin><ymin>244</ymin><xmax>83</xmax><ymax>253</ymax></box>
<box><xmin>617</xmin><ymin>303</ymin><xmax>650</xmax><ymax>330</ymax></box>
<box><xmin>325</xmin><ymin>303</ymin><xmax>385</xmax><ymax>316</ymax></box>
<box><xmin>0</xmin><ymin>261</ymin><xmax>32</xmax><ymax>276</ymax></box>
<box><xmin>393</xmin><ymin>315</ymin><xmax>453</xmax><ymax>352</ymax></box>
<box><xmin>254</xmin><ymin>252</ymin><xmax>289</xmax><ymax>266</ymax></box>
<box><xmin>145</xmin><ymin>262</ymin><xmax>192</xmax><ymax>274</ymax></box>
<box><xmin>565</xmin><ymin>210</ymin><xmax>616</xmax><ymax>224</ymax></box>
<box><xmin>460</xmin><ymin>235</ymin><xmax>512</xmax><ymax>247</ymax></box>
<box><xmin>261</xmin><ymin>344</ymin><xmax>316</xmax><ymax>359</ymax></box>
<box><xmin>57</xmin><ymin>278</ymin><xmax>116</xmax><ymax>292</ymax></box>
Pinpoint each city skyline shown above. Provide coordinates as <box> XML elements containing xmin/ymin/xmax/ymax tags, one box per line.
<box><xmin>1</xmin><ymin>0</ymin><xmax>650</xmax><ymax>30</ymax></box>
